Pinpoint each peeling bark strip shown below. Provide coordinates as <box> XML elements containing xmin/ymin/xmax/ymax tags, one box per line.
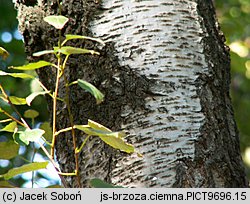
<box><xmin>15</xmin><ymin>0</ymin><xmax>248</xmax><ymax>187</ymax></box>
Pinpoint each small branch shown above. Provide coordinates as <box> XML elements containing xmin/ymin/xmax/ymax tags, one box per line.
<box><xmin>0</xmin><ymin>118</ymin><xmax>12</xmax><ymax>123</ymax></box>
<box><xmin>0</xmin><ymin>84</ymin><xmax>29</xmax><ymax>128</ymax></box>
<box><xmin>58</xmin><ymin>171</ymin><xmax>77</xmax><ymax>176</ymax></box>
<box><xmin>75</xmin><ymin>135</ymin><xmax>91</xmax><ymax>154</ymax></box>
<box><xmin>55</xmin><ymin>127</ymin><xmax>73</xmax><ymax>136</ymax></box>
<box><xmin>0</xmin><ymin>108</ymin><xmax>25</xmax><ymax>126</ymax></box>
<box><xmin>38</xmin><ymin>140</ymin><xmax>68</xmax><ymax>188</ymax></box>
<box><xmin>61</xmin><ymin>55</ymin><xmax>70</xmax><ymax>75</ymax></box>
<box><xmin>63</xmin><ymin>69</ymin><xmax>82</xmax><ymax>187</ymax></box>
<box><xmin>51</xmin><ymin>61</ymin><xmax>61</xmax><ymax>159</ymax></box>
<box><xmin>34</xmin><ymin>78</ymin><xmax>55</xmax><ymax>99</ymax></box>
<box><xmin>1</xmin><ymin>83</ymin><xmax>68</xmax><ymax>187</ymax></box>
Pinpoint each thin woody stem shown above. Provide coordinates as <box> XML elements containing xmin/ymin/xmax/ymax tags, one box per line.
<box><xmin>37</xmin><ymin>140</ymin><xmax>68</xmax><ymax>188</ymax></box>
<box><xmin>51</xmin><ymin>60</ymin><xmax>61</xmax><ymax>159</ymax></box>
<box><xmin>0</xmin><ymin>84</ymin><xmax>68</xmax><ymax>186</ymax></box>
<box><xmin>0</xmin><ymin>84</ymin><xmax>30</xmax><ymax>128</ymax></box>
<box><xmin>63</xmin><ymin>67</ymin><xmax>81</xmax><ymax>187</ymax></box>
<box><xmin>0</xmin><ymin>108</ymin><xmax>25</xmax><ymax>126</ymax></box>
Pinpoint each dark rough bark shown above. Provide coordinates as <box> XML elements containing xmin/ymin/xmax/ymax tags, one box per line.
<box><xmin>15</xmin><ymin>0</ymin><xmax>248</xmax><ymax>187</ymax></box>
<box><xmin>172</xmin><ymin>0</ymin><xmax>248</xmax><ymax>188</ymax></box>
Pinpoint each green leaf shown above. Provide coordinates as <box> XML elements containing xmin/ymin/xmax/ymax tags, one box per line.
<box><xmin>0</xmin><ymin>70</ymin><xmax>34</xmax><ymax>79</ymax></box>
<box><xmin>74</xmin><ymin>125</ymin><xmax>95</xmax><ymax>135</ymax></box>
<box><xmin>18</xmin><ymin>128</ymin><xmax>45</xmax><ymax>145</ymax></box>
<box><xmin>26</xmin><ymin>91</ymin><xmax>50</xmax><ymax>106</ymax></box>
<box><xmin>64</xmin><ymin>34</ymin><xmax>105</xmax><ymax>46</ymax></box>
<box><xmin>13</xmin><ymin>132</ymin><xmax>27</xmax><ymax>146</ymax></box>
<box><xmin>24</xmin><ymin>109</ymin><xmax>39</xmax><ymax>119</ymax></box>
<box><xmin>77</xmin><ymin>79</ymin><xmax>104</xmax><ymax>104</ymax></box>
<box><xmin>0</xmin><ymin>180</ymin><xmax>17</xmax><ymax>188</ymax></box>
<box><xmin>40</xmin><ymin>122</ymin><xmax>53</xmax><ymax>142</ymax></box>
<box><xmin>0</xmin><ymin>162</ymin><xmax>48</xmax><ymax>180</ymax></box>
<box><xmin>74</xmin><ymin>121</ymin><xmax>134</xmax><ymax>154</ymax></box>
<box><xmin>90</xmin><ymin>178</ymin><xmax>123</xmax><ymax>188</ymax></box>
<box><xmin>33</xmin><ymin>50</ymin><xmax>55</xmax><ymax>57</ymax></box>
<box><xmin>0</xmin><ymin>94</ymin><xmax>27</xmax><ymax>105</ymax></box>
<box><xmin>0</xmin><ymin>121</ymin><xmax>17</xmax><ymax>133</ymax></box>
<box><xmin>46</xmin><ymin>185</ymin><xmax>64</xmax><ymax>188</ymax></box>
<box><xmin>54</xmin><ymin>46</ymin><xmax>99</xmax><ymax>55</ymax></box>
<box><xmin>98</xmin><ymin>133</ymin><xmax>134</xmax><ymax>153</ymax></box>
<box><xmin>44</xmin><ymin>15</ymin><xmax>69</xmax><ymax>29</ymax></box>
<box><xmin>88</xmin><ymin>119</ymin><xmax>112</xmax><ymax>132</ymax></box>
<box><xmin>0</xmin><ymin>140</ymin><xmax>19</xmax><ymax>160</ymax></box>
<box><xmin>9</xmin><ymin>61</ymin><xmax>52</xmax><ymax>70</ymax></box>
<box><xmin>0</xmin><ymin>47</ymin><xmax>9</xmax><ymax>60</ymax></box>
<box><xmin>9</xmin><ymin>96</ymin><xmax>27</xmax><ymax>105</ymax></box>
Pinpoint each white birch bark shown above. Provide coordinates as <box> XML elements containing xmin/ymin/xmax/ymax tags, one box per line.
<box><xmin>90</xmin><ymin>0</ymin><xmax>206</xmax><ymax>187</ymax></box>
<box><xmin>15</xmin><ymin>0</ymin><xmax>248</xmax><ymax>187</ymax></box>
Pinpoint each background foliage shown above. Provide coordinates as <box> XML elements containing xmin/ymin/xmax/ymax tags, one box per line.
<box><xmin>0</xmin><ymin>0</ymin><xmax>56</xmax><ymax>187</ymax></box>
<box><xmin>215</xmin><ymin>0</ymin><xmax>250</xmax><ymax>178</ymax></box>
<box><xmin>0</xmin><ymin>0</ymin><xmax>249</xmax><ymax>187</ymax></box>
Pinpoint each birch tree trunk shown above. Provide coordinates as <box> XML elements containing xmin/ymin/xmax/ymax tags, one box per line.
<box><xmin>15</xmin><ymin>0</ymin><xmax>248</xmax><ymax>187</ymax></box>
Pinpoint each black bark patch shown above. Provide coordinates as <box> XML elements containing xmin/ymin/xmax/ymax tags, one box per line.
<box><xmin>17</xmin><ymin>0</ymin><xmax>37</xmax><ymax>6</ymax></box>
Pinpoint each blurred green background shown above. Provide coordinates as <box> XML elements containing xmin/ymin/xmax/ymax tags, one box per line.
<box><xmin>215</xmin><ymin>0</ymin><xmax>250</xmax><ymax>179</ymax></box>
<box><xmin>0</xmin><ymin>0</ymin><xmax>58</xmax><ymax>187</ymax></box>
<box><xmin>0</xmin><ymin>0</ymin><xmax>249</xmax><ymax>187</ymax></box>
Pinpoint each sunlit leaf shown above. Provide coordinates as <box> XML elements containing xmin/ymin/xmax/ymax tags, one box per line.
<box><xmin>88</xmin><ymin>119</ymin><xmax>112</xmax><ymax>132</ymax></box>
<box><xmin>74</xmin><ymin>125</ymin><xmax>95</xmax><ymax>135</ymax></box>
<box><xmin>9</xmin><ymin>96</ymin><xmax>27</xmax><ymax>105</ymax></box>
<box><xmin>0</xmin><ymin>70</ymin><xmax>34</xmax><ymax>79</ymax></box>
<box><xmin>0</xmin><ymin>140</ymin><xmax>19</xmax><ymax>160</ymax></box>
<box><xmin>0</xmin><ymin>47</ymin><xmax>9</xmax><ymax>60</ymax></box>
<box><xmin>98</xmin><ymin>134</ymin><xmax>134</xmax><ymax>153</ymax></box>
<box><xmin>77</xmin><ymin>79</ymin><xmax>104</xmax><ymax>104</ymax></box>
<box><xmin>54</xmin><ymin>46</ymin><xmax>99</xmax><ymax>55</ymax></box>
<box><xmin>44</xmin><ymin>15</ymin><xmax>69</xmax><ymax>29</ymax></box>
<box><xmin>9</xmin><ymin>61</ymin><xmax>52</xmax><ymax>70</ymax></box>
<box><xmin>33</xmin><ymin>50</ymin><xmax>55</xmax><ymax>57</ymax></box>
<box><xmin>40</xmin><ymin>122</ymin><xmax>53</xmax><ymax>142</ymax></box>
<box><xmin>0</xmin><ymin>162</ymin><xmax>48</xmax><ymax>180</ymax></box>
<box><xmin>74</xmin><ymin>124</ymin><xmax>134</xmax><ymax>153</ymax></box>
<box><xmin>90</xmin><ymin>178</ymin><xmax>123</xmax><ymax>188</ymax></box>
<box><xmin>26</xmin><ymin>91</ymin><xmax>50</xmax><ymax>106</ymax></box>
<box><xmin>64</xmin><ymin>34</ymin><xmax>105</xmax><ymax>46</ymax></box>
<box><xmin>0</xmin><ymin>121</ymin><xmax>17</xmax><ymax>132</ymax></box>
<box><xmin>18</xmin><ymin>128</ymin><xmax>45</xmax><ymax>145</ymax></box>
<box><xmin>24</xmin><ymin>109</ymin><xmax>39</xmax><ymax>119</ymax></box>
<box><xmin>0</xmin><ymin>94</ymin><xmax>27</xmax><ymax>105</ymax></box>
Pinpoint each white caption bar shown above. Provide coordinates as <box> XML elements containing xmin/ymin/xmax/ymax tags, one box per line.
<box><xmin>0</xmin><ymin>188</ymin><xmax>249</xmax><ymax>204</ymax></box>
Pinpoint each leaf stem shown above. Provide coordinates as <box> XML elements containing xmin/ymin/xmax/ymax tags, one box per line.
<box><xmin>62</xmin><ymin>65</ymin><xmax>81</xmax><ymax>187</ymax></box>
<box><xmin>50</xmin><ymin>59</ymin><xmax>61</xmax><ymax>159</ymax></box>
<box><xmin>75</xmin><ymin>135</ymin><xmax>91</xmax><ymax>154</ymax></box>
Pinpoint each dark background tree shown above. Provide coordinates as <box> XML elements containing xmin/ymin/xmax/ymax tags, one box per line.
<box><xmin>0</xmin><ymin>0</ymin><xmax>249</xmax><ymax>187</ymax></box>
